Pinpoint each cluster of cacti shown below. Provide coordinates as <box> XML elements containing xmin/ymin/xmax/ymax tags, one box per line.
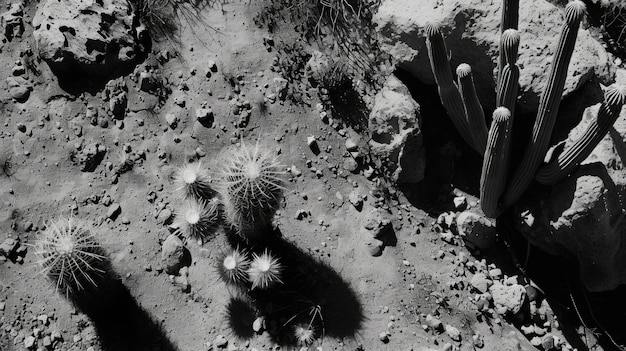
<box><xmin>172</xmin><ymin>162</ymin><xmax>220</xmax><ymax>244</ymax></box>
<box><xmin>425</xmin><ymin>0</ymin><xmax>626</xmax><ymax>217</ymax></box>
<box><xmin>34</xmin><ymin>217</ymin><xmax>107</xmax><ymax>295</ymax></box>
<box><xmin>217</xmin><ymin>247</ymin><xmax>283</xmax><ymax>290</ymax></box>
<box><xmin>214</xmin><ymin>140</ymin><xmax>285</xmax><ymax>239</ymax></box>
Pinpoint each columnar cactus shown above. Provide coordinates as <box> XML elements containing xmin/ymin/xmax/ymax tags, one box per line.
<box><xmin>502</xmin><ymin>1</ymin><xmax>587</xmax><ymax>208</ymax></box>
<box><xmin>216</xmin><ymin>141</ymin><xmax>285</xmax><ymax>239</ymax></box>
<box><xmin>497</xmin><ymin>0</ymin><xmax>519</xmax><ymax>90</ymax></box>
<box><xmin>536</xmin><ymin>85</ymin><xmax>626</xmax><ymax>184</ymax></box>
<box><xmin>457</xmin><ymin>63</ymin><xmax>488</xmax><ymax>154</ymax></box>
<box><xmin>480</xmin><ymin>107</ymin><xmax>512</xmax><ymax>217</ymax></box>
<box><xmin>425</xmin><ymin>0</ymin><xmax>600</xmax><ymax>217</ymax></box>
<box><xmin>425</xmin><ymin>23</ymin><xmax>478</xmax><ymax>153</ymax></box>
<box><xmin>35</xmin><ymin>217</ymin><xmax>107</xmax><ymax>294</ymax></box>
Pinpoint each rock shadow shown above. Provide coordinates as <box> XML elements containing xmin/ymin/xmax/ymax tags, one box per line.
<box><xmin>225</xmin><ymin>227</ymin><xmax>364</xmax><ymax>347</ymax></box>
<box><xmin>497</xmin><ymin>200</ymin><xmax>626</xmax><ymax>351</ymax></box>
<box><xmin>68</xmin><ymin>257</ymin><xmax>177</xmax><ymax>351</ymax></box>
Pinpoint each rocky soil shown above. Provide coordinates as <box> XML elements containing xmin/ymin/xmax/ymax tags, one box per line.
<box><xmin>0</xmin><ymin>0</ymin><xmax>625</xmax><ymax>350</ymax></box>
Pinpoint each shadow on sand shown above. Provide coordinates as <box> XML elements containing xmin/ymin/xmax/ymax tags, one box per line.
<box><xmin>224</xmin><ymin>226</ymin><xmax>364</xmax><ymax>347</ymax></box>
<box><xmin>67</xmin><ymin>258</ymin><xmax>178</xmax><ymax>351</ymax></box>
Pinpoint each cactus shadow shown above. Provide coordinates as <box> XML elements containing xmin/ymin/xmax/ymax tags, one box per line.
<box><xmin>225</xmin><ymin>227</ymin><xmax>364</xmax><ymax>346</ymax></box>
<box><xmin>67</xmin><ymin>258</ymin><xmax>177</xmax><ymax>351</ymax></box>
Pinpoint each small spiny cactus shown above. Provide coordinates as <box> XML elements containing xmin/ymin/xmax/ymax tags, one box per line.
<box><xmin>174</xmin><ymin>199</ymin><xmax>220</xmax><ymax>243</ymax></box>
<box><xmin>174</xmin><ymin>162</ymin><xmax>213</xmax><ymax>200</ymax></box>
<box><xmin>34</xmin><ymin>217</ymin><xmax>107</xmax><ymax>294</ymax></box>
<box><xmin>217</xmin><ymin>246</ymin><xmax>251</xmax><ymax>287</ymax></box>
<box><xmin>294</xmin><ymin>323</ymin><xmax>316</xmax><ymax>346</ymax></box>
<box><xmin>247</xmin><ymin>249</ymin><xmax>282</xmax><ymax>289</ymax></box>
<box><xmin>216</xmin><ymin>141</ymin><xmax>285</xmax><ymax>238</ymax></box>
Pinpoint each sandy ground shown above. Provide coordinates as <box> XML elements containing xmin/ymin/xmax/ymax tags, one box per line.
<box><xmin>0</xmin><ymin>1</ymin><xmax>598</xmax><ymax>350</ymax></box>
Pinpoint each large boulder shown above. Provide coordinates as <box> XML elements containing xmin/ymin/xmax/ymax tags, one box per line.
<box><xmin>32</xmin><ymin>0</ymin><xmax>145</xmax><ymax>78</ymax></box>
<box><xmin>374</xmin><ymin>0</ymin><xmax>615</xmax><ymax>114</ymax></box>
<box><xmin>513</xmin><ymin>70</ymin><xmax>626</xmax><ymax>291</ymax></box>
<box><xmin>369</xmin><ymin>75</ymin><xmax>424</xmax><ymax>184</ymax></box>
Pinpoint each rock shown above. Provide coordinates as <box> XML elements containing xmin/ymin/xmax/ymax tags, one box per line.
<box><xmin>342</xmin><ymin>157</ymin><xmax>359</xmax><ymax>173</ymax></box>
<box><xmin>1</xmin><ymin>3</ymin><xmax>24</xmax><ymax>41</ymax></box>
<box><xmin>348</xmin><ymin>191</ymin><xmax>363</xmax><ymax>210</ymax></box>
<box><xmin>252</xmin><ymin>316</ymin><xmax>264</xmax><ymax>333</ymax></box>
<box><xmin>368</xmin><ymin>76</ymin><xmax>424</xmax><ymax>184</ymax></box>
<box><xmin>71</xmin><ymin>142</ymin><xmax>106</xmax><ymax>172</ymax></box>
<box><xmin>24</xmin><ymin>335</ymin><xmax>35</xmax><ymax>349</ymax></box>
<box><xmin>374</xmin><ymin>0</ymin><xmax>615</xmax><ymax>114</ymax></box>
<box><xmin>161</xmin><ymin>234</ymin><xmax>187</xmax><ymax>275</ymax></box>
<box><xmin>424</xmin><ymin>314</ymin><xmax>442</xmax><ymax>330</ymax></box>
<box><xmin>139</xmin><ymin>71</ymin><xmax>158</xmax><ymax>92</ymax></box>
<box><xmin>470</xmin><ymin>273</ymin><xmax>491</xmax><ymax>293</ymax></box>
<box><xmin>541</xmin><ymin>335</ymin><xmax>555</xmax><ymax>350</ymax></box>
<box><xmin>214</xmin><ymin>334</ymin><xmax>228</xmax><ymax>348</ymax></box>
<box><xmin>196</xmin><ymin>108</ymin><xmax>213</xmax><ymax>127</ymax></box>
<box><xmin>6</xmin><ymin>76</ymin><xmax>32</xmax><ymax>102</ymax></box>
<box><xmin>379</xmin><ymin>331</ymin><xmax>390</xmax><ymax>343</ymax></box>
<box><xmin>273</xmin><ymin>77</ymin><xmax>288</xmax><ymax>99</ymax></box>
<box><xmin>489</xmin><ymin>282</ymin><xmax>526</xmax><ymax>314</ymax></box>
<box><xmin>363</xmin><ymin>209</ymin><xmax>393</xmax><ymax>239</ymax></box>
<box><xmin>445</xmin><ymin>325</ymin><xmax>461</xmax><ymax>341</ymax></box>
<box><xmin>165</xmin><ymin>113</ymin><xmax>178</xmax><ymax>129</ymax></box>
<box><xmin>307</xmin><ymin>136</ymin><xmax>319</xmax><ymax>154</ymax></box>
<box><xmin>305</xmin><ymin>50</ymin><xmax>331</xmax><ymax>87</ymax></box>
<box><xmin>106</xmin><ymin>203</ymin><xmax>121</xmax><ymax>220</ymax></box>
<box><xmin>0</xmin><ymin>238</ymin><xmax>19</xmax><ymax>257</ymax></box>
<box><xmin>513</xmin><ymin>86</ymin><xmax>626</xmax><ymax>291</ymax></box>
<box><xmin>32</xmin><ymin>0</ymin><xmax>145</xmax><ymax>78</ymax></box>
<box><xmin>456</xmin><ymin>210</ymin><xmax>496</xmax><ymax>250</ymax></box>
<box><xmin>453</xmin><ymin>196</ymin><xmax>467</xmax><ymax>210</ymax></box>
<box><xmin>368</xmin><ymin>239</ymin><xmax>384</xmax><ymax>257</ymax></box>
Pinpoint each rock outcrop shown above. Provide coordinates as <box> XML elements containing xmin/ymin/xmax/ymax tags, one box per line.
<box><xmin>374</xmin><ymin>0</ymin><xmax>615</xmax><ymax>114</ymax></box>
<box><xmin>32</xmin><ymin>0</ymin><xmax>146</xmax><ymax>78</ymax></box>
<box><xmin>368</xmin><ymin>75</ymin><xmax>424</xmax><ymax>184</ymax></box>
<box><xmin>513</xmin><ymin>70</ymin><xmax>626</xmax><ymax>291</ymax></box>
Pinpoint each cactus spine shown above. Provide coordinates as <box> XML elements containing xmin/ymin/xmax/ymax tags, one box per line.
<box><xmin>457</xmin><ymin>63</ymin><xmax>488</xmax><ymax>154</ymax></box>
<box><xmin>480</xmin><ymin>107</ymin><xmax>512</xmax><ymax>217</ymax></box>
<box><xmin>502</xmin><ymin>0</ymin><xmax>586</xmax><ymax>208</ymax></box>
<box><xmin>536</xmin><ymin>85</ymin><xmax>626</xmax><ymax>184</ymax></box>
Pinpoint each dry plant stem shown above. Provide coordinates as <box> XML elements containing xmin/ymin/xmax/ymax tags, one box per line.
<box><xmin>497</xmin><ymin>0</ymin><xmax>519</xmax><ymax>90</ymax></box>
<box><xmin>536</xmin><ymin>85</ymin><xmax>626</xmax><ymax>185</ymax></box>
<box><xmin>457</xmin><ymin>64</ymin><xmax>488</xmax><ymax>154</ymax></box>
<box><xmin>425</xmin><ymin>24</ymin><xmax>478</xmax><ymax>153</ymax></box>
<box><xmin>502</xmin><ymin>1</ymin><xmax>586</xmax><ymax>208</ymax></box>
<box><xmin>481</xmin><ymin>107</ymin><xmax>512</xmax><ymax>217</ymax></box>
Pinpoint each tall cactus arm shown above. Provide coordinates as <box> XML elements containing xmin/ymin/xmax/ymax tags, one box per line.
<box><xmin>425</xmin><ymin>23</ymin><xmax>477</xmax><ymax>152</ymax></box>
<box><xmin>480</xmin><ymin>107</ymin><xmax>513</xmax><ymax>217</ymax></box>
<box><xmin>502</xmin><ymin>1</ymin><xmax>586</xmax><ymax>208</ymax></box>
<box><xmin>536</xmin><ymin>85</ymin><xmax>626</xmax><ymax>185</ymax></box>
<box><xmin>497</xmin><ymin>29</ymin><xmax>520</xmax><ymax>111</ymax></box>
<box><xmin>497</xmin><ymin>0</ymin><xmax>519</xmax><ymax>90</ymax></box>
<box><xmin>457</xmin><ymin>63</ymin><xmax>488</xmax><ymax>154</ymax></box>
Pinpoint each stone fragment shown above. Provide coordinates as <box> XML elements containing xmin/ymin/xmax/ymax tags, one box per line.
<box><xmin>161</xmin><ymin>234</ymin><xmax>187</xmax><ymax>275</ymax></box>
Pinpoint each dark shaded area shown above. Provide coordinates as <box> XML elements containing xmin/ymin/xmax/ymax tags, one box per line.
<box><xmin>224</xmin><ymin>227</ymin><xmax>364</xmax><ymax>347</ymax></box>
<box><xmin>224</xmin><ymin>297</ymin><xmax>257</xmax><ymax>339</ymax></box>
<box><xmin>492</xmin><ymin>201</ymin><xmax>626</xmax><ymax>351</ymax></box>
<box><xmin>583</xmin><ymin>0</ymin><xmax>626</xmax><ymax>60</ymax></box>
<box><xmin>68</xmin><ymin>258</ymin><xmax>178</xmax><ymax>351</ymax></box>
<box><xmin>395</xmin><ymin>68</ymin><xmax>483</xmax><ymax>216</ymax></box>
